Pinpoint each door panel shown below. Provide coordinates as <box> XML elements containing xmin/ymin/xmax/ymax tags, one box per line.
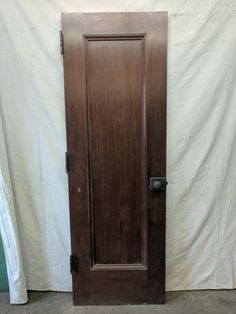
<box><xmin>62</xmin><ymin>12</ymin><xmax>167</xmax><ymax>305</ymax></box>
<box><xmin>87</xmin><ymin>38</ymin><xmax>146</xmax><ymax>266</ymax></box>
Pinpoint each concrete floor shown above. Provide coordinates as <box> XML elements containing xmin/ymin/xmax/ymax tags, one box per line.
<box><xmin>0</xmin><ymin>290</ymin><xmax>236</xmax><ymax>314</ymax></box>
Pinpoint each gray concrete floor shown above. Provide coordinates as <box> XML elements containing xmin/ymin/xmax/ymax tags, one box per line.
<box><xmin>0</xmin><ymin>290</ymin><xmax>236</xmax><ymax>314</ymax></box>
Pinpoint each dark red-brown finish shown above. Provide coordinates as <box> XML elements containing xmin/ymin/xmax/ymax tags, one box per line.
<box><xmin>87</xmin><ymin>38</ymin><xmax>146</xmax><ymax>266</ymax></box>
<box><xmin>62</xmin><ymin>12</ymin><xmax>167</xmax><ymax>305</ymax></box>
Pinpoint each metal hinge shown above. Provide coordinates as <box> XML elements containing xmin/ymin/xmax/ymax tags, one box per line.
<box><xmin>60</xmin><ymin>30</ymin><xmax>64</xmax><ymax>56</ymax></box>
<box><xmin>65</xmin><ymin>152</ymin><xmax>70</xmax><ymax>173</ymax></box>
<box><xmin>70</xmin><ymin>255</ymin><xmax>78</xmax><ymax>273</ymax></box>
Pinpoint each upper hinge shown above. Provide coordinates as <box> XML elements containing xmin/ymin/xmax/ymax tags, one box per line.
<box><xmin>60</xmin><ymin>30</ymin><xmax>64</xmax><ymax>56</ymax></box>
<box><xmin>65</xmin><ymin>152</ymin><xmax>70</xmax><ymax>173</ymax></box>
<box><xmin>70</xmin><ymin>255</ymin><xmax>78</xmax><ymax>273</ymax></box>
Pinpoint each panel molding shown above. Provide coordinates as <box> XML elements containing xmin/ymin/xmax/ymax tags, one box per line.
<box><xmin>84</xmin><ymin>34</ymin><xmax>146</xmax><ymax>40</ymax></box>
<box><xmin>85</xmin><ymin>36</ymin><xmax>147</xmax><ymax>267</ymax></box>
<box><xmin>91</xmin><ymin>263</ymin><xmax>147</xmax><ymax>271</ymax></box>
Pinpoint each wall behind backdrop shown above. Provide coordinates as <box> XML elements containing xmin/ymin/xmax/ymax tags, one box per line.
<box><xmin>0</xmin><ymin>0</ymin><xmax>236</xmax><ymax>304</ymax></box>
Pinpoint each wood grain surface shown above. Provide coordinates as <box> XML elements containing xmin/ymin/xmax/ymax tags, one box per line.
<box><xmin>62</xmin><ymin>11</ymin><xmax>167</xmax><ymax>305</ymax></box>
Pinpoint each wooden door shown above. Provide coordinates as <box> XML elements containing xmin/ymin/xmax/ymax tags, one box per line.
<box><xmin>62</xmin><ymin>12</ymin><xmax>167</xmax><ymax>305</ymax></box>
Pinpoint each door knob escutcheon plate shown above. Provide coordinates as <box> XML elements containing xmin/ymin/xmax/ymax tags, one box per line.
<box><xmin>149</xmin><ymin>177</ymin><xmax>168</xmax><ymax>192</ymax></box>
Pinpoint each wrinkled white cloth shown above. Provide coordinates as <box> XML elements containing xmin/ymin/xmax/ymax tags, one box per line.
<box><xmin>0</xmin><ymin>0</ymin><xmax>236</xmax><ymax>304</ymax></box>
<box><xmin>0</xmin><ymin>113</ymin><xmax>27</xmax><ymax>304</ymax></box>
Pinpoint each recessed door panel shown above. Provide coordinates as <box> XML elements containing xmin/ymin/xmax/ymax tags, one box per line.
<box><xmin>87</xmin><ymin>38</ymin><xmax>146</xmax><ymax>266</ymax></box>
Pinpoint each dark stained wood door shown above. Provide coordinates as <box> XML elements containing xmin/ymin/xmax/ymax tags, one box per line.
<box><xmin>61</xmin><ymin>12</ymin><xmax>167</xmax><ymax>305</ymax></box>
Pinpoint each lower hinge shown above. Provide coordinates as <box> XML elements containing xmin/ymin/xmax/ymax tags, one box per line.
<box><xmin>70</xmin><ymin>255</ymin><xmax>78</xmax><ymax>273</ymax></box>
<box><xmin>65</xmin><ymin>152</ymin><xmax>70</xmax><ymax>173</ymax></box>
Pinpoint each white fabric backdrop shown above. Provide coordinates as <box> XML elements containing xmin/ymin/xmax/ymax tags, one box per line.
<box><xmin>1</xmin><ymin>0</ymin><xmax>236</xmax><ymax>304</ymax></box>
<box><xmin>0</xmin><ymin>111</ymin><xmax>27</xmax><ymax>304</ymax></box>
